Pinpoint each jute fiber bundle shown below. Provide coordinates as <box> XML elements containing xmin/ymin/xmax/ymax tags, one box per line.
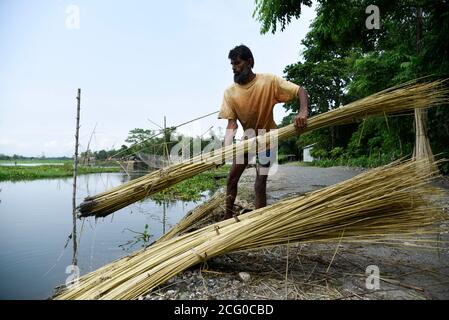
<box><xmin>55</xmin><ymin>159</ymin><xmax>448</xmax><ymax>300</ymax></box>
<box><xmin>413</xmin><ymin>108</ymin><xmax>438</xmax><ymax>174</ymax></box>
<box><xmin>78</xmin><ymin>80</ymin><xmax>449</xmax><ymax>217</ymax></box>
<box><xmin>156</xmin><ymin>190</ymin><xmax>225</xmax><ymax>243</ymax></box>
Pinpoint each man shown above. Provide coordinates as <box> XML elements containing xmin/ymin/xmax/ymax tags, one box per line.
<box><xmin>219</xmin><ymin>44</ymin><xmax>309</xmax><ymax>220</ymax></box>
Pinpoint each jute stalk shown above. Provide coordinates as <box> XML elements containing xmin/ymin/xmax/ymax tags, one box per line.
<box><xmin>78</xmin><ymin>80</ymin><xmax>449</xmax><ymax>218</ymax></box>
<box><xmin>156</xmin><ymin>190</ymin><xmax>225</xmax><ymax>243</ymax></box>
<box><xmin>55</xmin><ymin>159</ymin><xmax>448</xmax><ymax>300</ymax></box>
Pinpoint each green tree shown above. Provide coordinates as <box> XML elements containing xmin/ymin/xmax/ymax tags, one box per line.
<box><xmin>253</xmin><ymin>0</ymin><xmax>312</xmax><ymax>34</ymax></box>
<box><xmin>125</xmin><ymin>128</ymin><xmax>154</xmax><ymax>145</ymax></box>
<box><xmin>254</xmin><ymin>0</ymin><xmax>449</xmax><ymax>170</ymax></box>
<box><xmin>95</xmin><ymin>150</ymin><xmax>108</xmax><ymax>160</ymax></box>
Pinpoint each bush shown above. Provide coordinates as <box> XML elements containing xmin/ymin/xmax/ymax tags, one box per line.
<box><xmin>330</xmin><ymin>147</ymin><xmax>344</xmax><ymax>159</ymax></box>
<box><xmin>310</xmin><ymin>148</ymin><xmax>328</xmax><ymax>159</ymax></box>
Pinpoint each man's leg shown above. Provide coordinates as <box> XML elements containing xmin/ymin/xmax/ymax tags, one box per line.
<box><xmin>225</xmin><ymin>161</ymin><xmax>247</xmax><ymax>219</ymax></box>
<box><xmin>254</xmin><ymin>147</ymin><xmax>275</xmax><ymax>209</ymax></box>
<box><xmin>255</xmin><ymin>165</ymin><xmax>268</xmax><ymax>209</ymax></box>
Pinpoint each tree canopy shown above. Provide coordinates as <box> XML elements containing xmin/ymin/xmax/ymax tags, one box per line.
<box><xmin>255</xmin><ymin>0</ymin><xmax>449</xmax><ymax>171</ymax></box>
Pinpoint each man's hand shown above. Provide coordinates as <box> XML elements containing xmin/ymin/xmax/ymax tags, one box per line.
<box><xmin>294</xmin><ymin>113</ymin><xmax>307</xmax><ymax>132</ymax></box>
<box><xmin>294</xmin><ymin>87</ymin><xmax>309</xmax><ymax>133</ymax></box>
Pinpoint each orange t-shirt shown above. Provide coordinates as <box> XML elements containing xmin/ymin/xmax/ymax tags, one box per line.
<box><xmin>218</xmin><ymin>73</ymin><xmax>300</xmax><ymax>131</ymax></box>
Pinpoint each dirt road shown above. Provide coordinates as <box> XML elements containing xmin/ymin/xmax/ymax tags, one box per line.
<box><xmin>240</xmin><ymin>164</ymin><xmax>365</xmax><ymax>203</ymax></box>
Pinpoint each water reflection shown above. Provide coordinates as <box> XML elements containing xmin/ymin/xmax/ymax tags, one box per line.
<box><xmin>0</xmin><ymin>172</ymin><xmax>206</xmax><ymax>299</ymax></box>
<box><xmin>118</xmin><ymin>224</ymin><xmax>152</xmax><ymax>251</ymax></box>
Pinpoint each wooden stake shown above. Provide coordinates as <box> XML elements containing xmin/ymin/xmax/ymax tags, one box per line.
<box><xmin>72</xmin><ymin>88</ymin><xmax>81</xmax><ymax>266</ymax></box>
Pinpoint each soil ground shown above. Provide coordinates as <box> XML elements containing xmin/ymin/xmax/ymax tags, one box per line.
<box><xmin>143</xmin><ymin>164</ymin><xmax>449</xmax><ymax>300</ymax></box>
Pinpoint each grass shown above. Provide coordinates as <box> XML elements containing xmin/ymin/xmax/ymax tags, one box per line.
<box><xmin>287</xmin><ymin>155</ymin><xmax>396</xmax><ymax>169</ymax></box>
<box><xmin>0</xmin><ymin>159</ymin><xmax>121</xmax><ymax>167</ymax></box>
<box><xmin>0</xmin><ymin>159</ymin><xmax>72</xmax><ymax>164</ymax></box>
<box><xmin>151</xmin><ymin>165</ymin><xmax>229</xmax><ymax>202</ymax></box>
<box><xmin>0</xmin><ymin>160</ymin><xmax>229</xmax><ymax>203</ymax></box>
<box><xmin>0</xmin><ymin>163</ymin><xmax>120</xmax><ymax>181</ymax></box>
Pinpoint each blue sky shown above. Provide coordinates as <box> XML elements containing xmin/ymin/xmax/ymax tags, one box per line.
<box><xmin>0</xmin><ymin>0</ymin><xmax>316</xmax><ymax>157</ymax></box>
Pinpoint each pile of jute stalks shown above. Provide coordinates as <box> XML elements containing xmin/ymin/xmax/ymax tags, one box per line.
<box><xmin>156</xmin><ymin>190</ymin><xmax>226</xmax><ymax>243</ymax></box>
<box><xmin>54</xmin><ymin>159</ymin><xmax>448</xmax><ymax>300</ymax></box>
<box><xmin>78</xmin><ymin>80</ymin><xmax>449</xmax><ymax>218</ymax></box>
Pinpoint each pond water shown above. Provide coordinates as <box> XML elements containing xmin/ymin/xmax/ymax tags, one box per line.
<box><xmin>0</xmin><ymin>172</ymin><xmax>211</xmax><ymax>299</ymax></box>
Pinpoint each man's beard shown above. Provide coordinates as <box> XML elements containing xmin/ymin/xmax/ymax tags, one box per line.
<box><xmin>234</xmin><ymin>65</ymin><xmax>252</xmax><ymax>85</ymax></box>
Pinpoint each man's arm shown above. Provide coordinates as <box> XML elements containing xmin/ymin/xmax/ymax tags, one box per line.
<box><xmin>294</xmin><ymin>87</ymin><xmax>309</xmax><ymax>132</ymax></box>
<box><xmin>224</xmin><ymin>119</ymin><xmax>238</xmax><ymax>147</ymax></box>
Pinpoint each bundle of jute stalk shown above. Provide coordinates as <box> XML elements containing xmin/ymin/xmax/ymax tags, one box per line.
<box><xmin>156</xmin><ymin>190</ymin><xmax>225</xmax><ymax>243</ymax></box>
<box><xmin>55</xmin><ymin>159</ymin><xmax>447</xmax><ymax>300</ymax></box>
<box><xmin>414</xmin><ymin>108</ymin><xmax>438</xmax><ymax>174</ymax></box>
<box><xmin>157</xmin><ymin>191</ymin><xmax>254</xmax><ymax>243</ymax></box>
<box><xmin>78</xmin><ymin>80</ymin><xmax>449</xmax><ymax>217</ymax></box>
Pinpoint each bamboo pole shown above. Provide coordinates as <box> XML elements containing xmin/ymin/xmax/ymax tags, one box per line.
<box><xmin>72</xmin><ymin>88</ymin><xmax>81</xmax><ymax>266</ymax></box>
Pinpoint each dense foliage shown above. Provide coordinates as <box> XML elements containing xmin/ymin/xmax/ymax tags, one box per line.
<box><xmin>254</xmin><ymin>0</ymin><xmax>449</xmax><ymax>172</ymax></box>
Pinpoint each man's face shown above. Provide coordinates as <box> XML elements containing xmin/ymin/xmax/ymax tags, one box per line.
<box><xmin>231</xmin><ymin>57</ymin><xmax>252</xmax><ymax>85</ymax></box>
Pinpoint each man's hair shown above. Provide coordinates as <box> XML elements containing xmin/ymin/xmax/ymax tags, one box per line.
<box><xmin>228</xmin><ymin>44</ymin><xmax>254</xmax><ymax>68</ymax></box>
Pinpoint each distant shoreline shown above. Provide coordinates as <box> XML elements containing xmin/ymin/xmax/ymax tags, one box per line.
<box><xmin>0</xmin><ymin>163</ymin><xmax>121</xmax><ymax>181</ymax></box>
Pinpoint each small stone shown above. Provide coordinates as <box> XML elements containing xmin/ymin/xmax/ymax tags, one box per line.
<box><xmin>166</xmin><ymin>289</ymin><xmax>177</xmax><ymax>297</ymax></box>
<box><xmin>179</xmin><ymin>292</ymin><xmax>189</xmax><ymax>299</ymax></box>
<box><xmin>238</xmin><ymin>272</ymin><xmax>251</xmax><ymax>282</ymax></box>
